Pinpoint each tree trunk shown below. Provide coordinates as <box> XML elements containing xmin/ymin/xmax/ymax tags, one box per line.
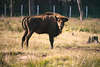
<box><xmin>28</xmin><ymin>0</ymin><xmax>34</xmax><ymax>16</ymax></box>
<box><xmin>10</xmin><ymin>0</ymin><xmax>13</xmax><ymax>17</ymax></box>
<box><xmin>77</xmin><ymin>0</ymin><xmax>84</xmax><ymax>20</ymax></box>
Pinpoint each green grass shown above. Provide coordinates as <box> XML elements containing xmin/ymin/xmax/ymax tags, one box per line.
<box><xmin>67</xmin><ymin>18</ymin><xmax>100</xmax><ymax>33</ymax></box>
<box><xmin>80</xmin><ymin>27</ymin><xmax>89</xmax><ymax>32</ymax></box>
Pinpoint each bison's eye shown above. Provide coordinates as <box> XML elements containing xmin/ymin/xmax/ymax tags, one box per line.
<box><xmin>58</xmin><ymin>19</ymin><xmax>60</xmax><ymax>22</ymax></box>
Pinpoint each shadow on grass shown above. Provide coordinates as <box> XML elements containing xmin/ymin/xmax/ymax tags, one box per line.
<box><xmin>56</xmin><ymin>44</ymin><xmax>100</xmax><ymax>52</ymax></box>
<box><xmin>1</xmin><ymin>52</ymin><xmax>24</xmax><ymax>56</ymax></box>
<box><xmin>0</xmin><ymin>53</ymin><xmax>10</xmax><ymax>67</ymax></box>
<box><xmin>0</xmin><ymin>52</ymin><xmax>24</xmax><ymax>67</ymax></box>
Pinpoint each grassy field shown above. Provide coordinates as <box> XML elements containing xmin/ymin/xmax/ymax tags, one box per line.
<box><xmin>0</xmin><ymin>17</ymin><xmax>100</xmax><ymax>67</ymax></box>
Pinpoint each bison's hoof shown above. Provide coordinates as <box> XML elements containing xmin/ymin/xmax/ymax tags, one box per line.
<box><xmin>51</xmin><ymin>47</ymin><xmax>53</xmax><ymax>49</ymax></box>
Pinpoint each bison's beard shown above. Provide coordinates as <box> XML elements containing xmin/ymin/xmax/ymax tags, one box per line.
<box><xmin>54</xmin><ymin>25</ymin><xmax>62</xmax><ymax>37</ymax></box>
<box><xmin>54</xmin><ymin>30</ymin><xmax>62</xmax><ymax>37</ymax></box>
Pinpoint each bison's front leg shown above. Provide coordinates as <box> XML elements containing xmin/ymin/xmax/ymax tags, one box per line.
<box><xmin>49</xmin><ymin>35</ymin><xmax>54</xmax><ymax>49</ymax></box>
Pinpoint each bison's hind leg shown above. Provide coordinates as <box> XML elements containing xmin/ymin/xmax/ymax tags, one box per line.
<box><xmin>25</xmin><ymin>31</ymin><xmax>34</xmax><ymax>48</ymax></box>
<box><xmin>22</xmin><ymin>30</ymin><xmax>28</xmax><ymax>48</ymax></box>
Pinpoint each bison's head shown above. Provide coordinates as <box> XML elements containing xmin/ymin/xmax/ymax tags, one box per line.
<box><xmin>55</xmin><ymin>16</ymin><xmax>68</xmax><ymax>33</ymax></box>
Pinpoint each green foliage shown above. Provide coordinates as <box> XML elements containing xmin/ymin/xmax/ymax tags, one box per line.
<box><xmin>71</xmin><ymin>26</ymin><xmax>79</xmax><ymax>31</ymax></box>
<box><xmin>25</xmin><ymin>59</ymin><xmax>49</xmax><ymax>67</ymax></box>
<box><xmin>80</xmin><ymin>28</ymin><xmax>89</xmax><ymax>32</ymax></box>
<box><xmin>66</xmin><ymin>18</ymin><xmax>100</xmax><ymax>33</ymax></box>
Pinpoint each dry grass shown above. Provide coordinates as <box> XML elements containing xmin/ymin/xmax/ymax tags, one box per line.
<box><xmin>0</xmin><ymin>17</ymin><xmax>100</xmax><ymax>67</ymax></box>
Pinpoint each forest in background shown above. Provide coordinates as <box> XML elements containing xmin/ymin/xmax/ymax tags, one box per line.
<box><xmin>0</xmin><ymin>0</ymin><xmax>100</xmax><ymax>17</ymax></box>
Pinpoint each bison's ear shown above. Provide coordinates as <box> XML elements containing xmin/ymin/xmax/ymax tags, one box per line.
<box><xmin>65</xmin><ymin>18</ymin><xmax>68</xmax><ymax>22</ymax></box>
<box><xmin>61</xmin><ymin>17</ymin><xmax>68</xmax><ymax>22</ymax></box>
<box><xmin>55</xmin><ymin>15</ymin><xmax>58</xmax><ymax>21</ymax></box>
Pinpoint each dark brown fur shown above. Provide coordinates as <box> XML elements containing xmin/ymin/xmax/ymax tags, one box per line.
<box><xmin>22</xmin><ymin>12</ymin><xmax>68</xmax><ymax>49</ymax></box>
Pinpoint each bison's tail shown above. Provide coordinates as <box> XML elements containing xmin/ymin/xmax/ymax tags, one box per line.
<box><xmin>22</xmin><ymin>16</ymin><xmax>27</xmax><ymax>30</ymax></box>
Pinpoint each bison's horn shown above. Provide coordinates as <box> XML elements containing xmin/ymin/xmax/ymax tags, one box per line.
<box><xmin>55</xmin><ymin>15</ymin><xmax>58</xmax><ymax>21</ymax></box>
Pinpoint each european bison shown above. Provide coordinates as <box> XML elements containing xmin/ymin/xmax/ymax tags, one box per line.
<box><xmin>22</xmin><ymin>12</ymin><xmax>68</xmax><ymax>49</ymax></box>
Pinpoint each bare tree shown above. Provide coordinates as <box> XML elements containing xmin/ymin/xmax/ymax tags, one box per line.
<box><xmin>67</xmin><ymin>0</ymin><xmax>84</xmax><ymax>20</ymax></box>
<box><xmin>77</xmin><ymin>0</ymin><xmax>84</xmax><ymax>20</ymax></box>
<box><xmin>29</xmin><ymin>0</ymin><xmax>34</xmax><ymax>16</ymax></box>
<box><xmin>10</xmin><ymin>0</ymin><xmax>13</xmax><ymax>17</ymax></box>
